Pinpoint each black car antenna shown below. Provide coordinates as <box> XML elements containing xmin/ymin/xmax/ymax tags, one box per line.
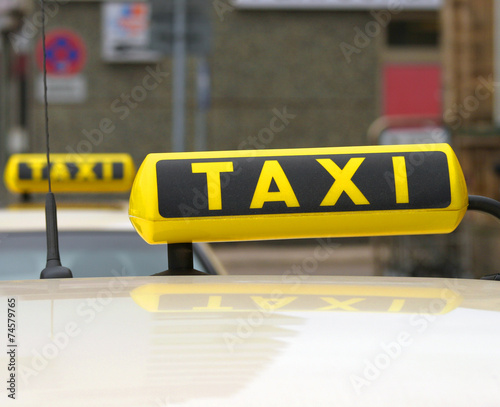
<box><xmin>39</xmin><ymin>0</ymin><xmax>72</xmax><ymax>279</ymax></box>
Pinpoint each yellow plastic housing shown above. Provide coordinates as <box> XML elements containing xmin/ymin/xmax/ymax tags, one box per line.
<box><xmin>129</xmin><ymin>144</ymin><xmax>468</xmax><ymax>244</ymax></box>
<box><xmin>4</xmin><ymin>153</ymin><xmax>135</xmax><ymax>193</ymax></box>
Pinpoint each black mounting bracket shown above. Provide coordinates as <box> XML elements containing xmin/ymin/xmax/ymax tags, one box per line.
<box><xmin>153</xmin><ymin>243</ymin><xmax>207</xmax><ymax>276</ymax></box>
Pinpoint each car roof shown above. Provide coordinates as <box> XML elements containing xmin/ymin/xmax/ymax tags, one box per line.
<box><xmin>3</xmin><ymin>275</ymin><xmax>500</xmax><ymax>406</ymax></box>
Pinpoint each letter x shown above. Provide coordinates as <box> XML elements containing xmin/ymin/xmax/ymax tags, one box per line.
<box><xmin>75</xmin><ymin>162</ymin><xmax>97</xmax><ymax>181</ymax></box>
<box><xmin>317</xmin><ymin>158</ymin><xmax>369</xmax><ymax>206</ymax></box>
<box><xmin>318</xmin><ymin>297</ymin><xmax>365</xmax><ymax>311</ymax></box>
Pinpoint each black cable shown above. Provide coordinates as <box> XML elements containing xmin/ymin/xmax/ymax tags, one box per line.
<box><xmin>481</xmin><ymin>274</ymin><xmax>500</xmax><ymax>281</ymax></box>
<box><xmin>468</xmin><ymin>195</ymin><xmax>500</xmax><ymax>220</ymax></box>
<box><xmin>40</xmin><ymin>0</ymin><xmax>51</xmax><ymax>192</ymax></box>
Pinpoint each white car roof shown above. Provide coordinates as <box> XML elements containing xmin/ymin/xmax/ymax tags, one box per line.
<box><xmin>2</xmin><ymin>275</ymin><xmax>500</xmax><ymax>406</ymax></box>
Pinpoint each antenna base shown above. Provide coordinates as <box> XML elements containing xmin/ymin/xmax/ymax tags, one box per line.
<box><xmin>40</xmin><ymin>259</ymin><xmax>73</xmax><ymax>279</ymax></box>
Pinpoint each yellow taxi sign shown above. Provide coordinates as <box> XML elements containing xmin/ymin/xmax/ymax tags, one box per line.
<box><xmin>4</xmin><ymin>153</ymin><xmax>135</xmax><ymax>193</ymax></box>
<box><xmin>129</xmin><ymin>144</ymin><xmax>468</xmax><ymax>244</ymax></box>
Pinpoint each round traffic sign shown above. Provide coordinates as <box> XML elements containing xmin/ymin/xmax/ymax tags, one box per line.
<box><xmin>36</xmin><ymin>29</ymin><xmax>87</xmax><ymax>76</ymax></box>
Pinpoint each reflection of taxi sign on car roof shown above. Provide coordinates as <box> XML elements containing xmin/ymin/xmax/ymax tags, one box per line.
<box><xmin>131</xmin><ymin>282</ymin><xmax>462</xmax><ymax>314</ymax></box>
<box><xmin>129</xmin><ymin>144</ymin><xmax>468</xmax><ymax>244</ymax></box>
<box><xmin>4</xmin><ymin>153</ymin><xmax>135</xmax><ymax>193</ymax></box>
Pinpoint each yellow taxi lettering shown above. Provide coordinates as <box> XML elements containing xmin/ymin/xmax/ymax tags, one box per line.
<box><xmin>250</xmin><ymin>296</ymin><xmax>297</xmax><ymax>311</ymax></box>
<box><xmin>317</xmin><ymin>297</ymin><xmax>365</xmax><ymax>311</ymax></box>
<box><xmin>50</xmin><ymin>162</ymin><xmax>72</xmax><ymax>182</ymax></box>
<box><xmin>192</xmin><ymin>296</ymin><xmax>233</xmax><ymax>311</ymax></box>
<box><xmin>250</xmin><ymin>160</ymin><xmax>299</xmax><ymax>209</ymax></box>
<box><xmin>22</xmin><ymin>162</ymin><xmax>46</xmax><ymax>181</ymax></box>
<box><xmin>192</xmin><ymin>162</ymin><xmax>234</xmax><ymax>210</ymax></box>
<box><xmin>317</xmin><ymin>158</ymin><xmax>369</xmax><ymax>206</ymax></box>
<box><xmin>388</xmin><ymin>299</ymin><xmax>405</xmax><ymax>312</ymax></box>
<box><xmin>75</xmin><ymin>162</ymin><xmax>97</xmax><ymax>181</ymax></box>
<box><xmin>103</xmin><ymin>162</ymin><xmax>113</xmax><ymax>181</ymax></box>
<box><xmin>392</xmin><ymin>156</ymin><xmax>409</xmax><ymax>204</ymax></box>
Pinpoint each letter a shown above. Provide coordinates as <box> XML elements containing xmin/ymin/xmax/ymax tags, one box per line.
<box><xmin>250</xmin><ymin>161</ymin><xmax>299</xmax><ymax>208</ymax></box>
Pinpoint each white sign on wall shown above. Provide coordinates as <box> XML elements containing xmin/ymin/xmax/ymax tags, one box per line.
<box><xmin>232</xmin><ymin>0</ymin><xmax>442</xmax><ymax>9</ymax></box>
<box><xmin>102</xmin><ymin>2</ymin><xmax>161</xmax><ymax>63</ymax></box>
<box><xmin>379</xmin><ymin>126</ymin><xmax>450</xmax><ymax>146</ymax></box>
<box><xmin>35</xmin><ymin>75</ymin><xmax>87</xmax><ymax>104</ymax></box>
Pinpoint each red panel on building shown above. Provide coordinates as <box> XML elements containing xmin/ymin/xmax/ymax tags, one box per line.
<box><xmin>384</xmin><ymin>64</ymin><xmax>442</xmax><ymax>117</ymax></box>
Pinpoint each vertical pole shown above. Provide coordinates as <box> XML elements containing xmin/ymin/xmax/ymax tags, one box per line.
<box><xmin>168</xmin><ymin>243</ymin><xmax>194</xmax><ymax>272</ymax></box>
<box><xmin>195</xmin><ymin>56</ymin><xmax>209</xmax><ymax>151</ymax></box>
<box><xmin>0</xmin><ymin>33</ymin><xmax>11</xmax><ymax>206</ymax></box>
<box><xmin>172</xmin><ymin>0</ymin><xmax>187</xmax><ymax>152</ymax></box>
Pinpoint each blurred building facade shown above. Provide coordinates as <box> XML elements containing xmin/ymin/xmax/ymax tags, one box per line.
<box><xmin>8</xmin><ymin>1</ymin><xmax>443</xmax><ymax>166</ymax></box>
<box><xmin>441</xmin><ymin>0</ymin><xmax>498</xmax><ymax>200</ymax></box>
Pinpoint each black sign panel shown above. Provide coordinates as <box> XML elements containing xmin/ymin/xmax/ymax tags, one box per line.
<box><xmin>156</xmin><ymin>152</ymin><xmax>451</xmax><ymax>219</ymax></box>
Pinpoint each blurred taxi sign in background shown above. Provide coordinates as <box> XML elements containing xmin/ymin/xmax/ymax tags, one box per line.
<box><xmin>129</xmin><ymin>144</ymin><xmax>468</xmax><ymax>244</ymax></box>
<box><xmin>4</xmin><ymin>153</ymin><xmax>135</xmax><ymax>193</ymax></box>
